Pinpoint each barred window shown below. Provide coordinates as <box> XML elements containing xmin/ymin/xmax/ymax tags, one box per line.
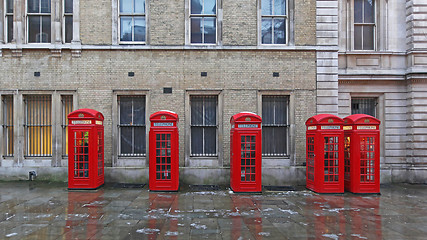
<box><xmin>63</xmin><ymin>0</ymin><xmax>73</xmax><ymax>43</ymax></box>
<box><xmin>261</xmin><ymin>0</ymin><xmax>287</xmax><ymax>44</ymax></box>
<box><xmin>190</xmin><ymin>0</ymin><xmax>217</xmax><ymax>44</ymax></box>
<box><xmin>262</xmin><ymin>96</ymin><xmax>289</xmax><ymax>156</ymax></box>
<box><xmin>190</xmin><ymin>95</ymin><xmax>217</xmax><ymax>156</ymax></box>
<box><xmin>354</xmin><ymin>0</ymin><xmax>375</xmax><ymax>50</ymax></box>
<box><xmin>118</xmin><ymin>96</ymin><xmax>146</xmax><ymax>156</ymax></box>
<box><xmin>25</xmin><ymin>95</ymin><xmax>52</xmax><ymax>157</ymax></box>
<box><xmin>27</xmin><ymin>0</ymin><xmax>51</xmax><ymax>43</ymax></box>
<box><xmin>6</xmin><ymin>0</ymin><xmax>13</xmax><ymax>42</ymax></box>
<box><xmin>2</xmin><ymin>96</ymin><xmax>14</xmax><ymax>157</ymax></box>
<box><xmin>351</xmin><ymin>98</ymin><xmax>377</xmax><ymax>117</ymax></box>
<box><xmin>61</xmin><ymin>95</ymin><xmax>73</xmax><ymax>156</ymax></box>
<box><xmin>119</xmin><ymin>0</ymin><xmax>146</xmax><ymax>42</ymax></box>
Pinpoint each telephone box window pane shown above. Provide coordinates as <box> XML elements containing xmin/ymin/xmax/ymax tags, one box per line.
<box><xmin>73</xmin><ymin>131</ymin><xmax>89</xmax><ymax>178</ymax></box>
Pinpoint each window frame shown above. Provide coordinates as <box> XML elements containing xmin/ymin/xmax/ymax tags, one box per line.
<box><xmin>118</xmin><ymin>95</ymin><xmax>147</xmax><ymax>157</ymax></box>
<box><xmin>259</xmin><ymin>0</ymin><xmax>288</xmax><ymax>45</ymax></box>
<box><xmin>261</xmin><ymin>95</ymin><xmax>290</xmax><ymax>157</ymax></box>
<box><xmin>61</xmin><ymin>95</ymin><xmax>73</xmax><ymax>157</ymax></box>
<box><xmin>26</xmin><ymin>0</ymin><xmax>52</xmax><ymax>43</ymax></box>
<box><xmin>2</xmin><ymin>95</ymin><xmax>14</xmax><ymax>157</ymax></box>
<box><xmin>62</xmin><ymin>0</ymin><xmax>73</xmax><ymax>43</ymax></box>
<box><xmin>351</xmin><ymin>0</ymin><xmax>376</xmax><ymax>51</ymax></box>
<box><xmin>5</xmin><ymin>0</ymin><xmax>13</xmax><ymax>43</ymax></box>
<box><xmin>189</xmin><ymin>0</ymin><xmax>218</xmax><ymax>45</ymax></box>
<box><xmin>24</xmin><ymin>94</ymin><xmax>52</xmax><ymax>157</ymax></box>
<box><xmin>351</xmin><ymin>97</ymin><xmax>378</xmax><ymax>117</ymax></box>
<box><xmin>189</xmin><ymin>95</ymin><xmax>218</xmax><ymax>157</ymax></box>
<box><xmin>118</xmin><ymin>0</ymin><xmax>147</xmax><ymax>44</ymax></box>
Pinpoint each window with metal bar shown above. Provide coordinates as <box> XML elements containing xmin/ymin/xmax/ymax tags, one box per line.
<box><xmin>190</xmin><ymin>0</ymin><xmax>217</xmax><ymax>44</ymax></box>
<box><xmin>63</xmin><ymin>0</ymin><xmax>73</xmax><ymax>43</ymax></box>
<box><xmin>2</xmin><ymin>96</ymin><xmax>14</xmax><ymax>157</ymax></box>
<box><xmin>354</xmin><ymin>0</ymin><xmax>375</xmax><ymax>50</ymax></box>
<box><xmin>190</xmin><ymin>95</ymin><xmax>217</xmax><ymax>156</ymax></box>
<box><xmin>25</xmin><ymin>95</ymin><xmax>52</xmax><ymax>157</ymax></box>
<box><xmin>351</xmin><ymin>98</ymin><xmax>377</xmax><ymax>117</ymax></box>
<box><xmin>27</xmin><ymin>0</ymin><xmax>51</xmax><ymax>43</ymax></box>
<box><xmin>6</xmin><ymin>0</ymin><xmax>13</xmax><ymax>42</ymax></box>
<box><xmin>119</xmin><ymin>0</ymin><xmax>146</xmax><ymax>43</ymax></box>
<box><xmin>61</xmin><ymin>95</ymin><xmax>73</xmax><ymax>157</ymax></box>
<box><xmin>262</xmin><ymin>96</ymin><xmax>289</xmax><ymax>156</ymax></box>
<box><xmin>261</xmin><ymin>0</ymin><xmax>287</xmax><ymax>44</ymax></box>
<box><xmin>118</xmin><ymin>96</ymin><xmax>146</xmax><ymax>156</ymax></box>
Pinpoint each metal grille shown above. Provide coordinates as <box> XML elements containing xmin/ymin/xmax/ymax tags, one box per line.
<box><xmin>61</xmin><ymin>95</ymin><xmax>73</xmax><ymax>157</ymax></box>
<box><xmin>262</xmin><ymin>96</ymin><xmax>289</xmax><ymax>156</ymax></box>
<box><xmin>155</xmin><ymin>133</ymin><xmax>171</xmax><ymax>180</ymax></box>
<box><xmin>240</xmin><ymin>135</ymin><xmax>256</xmax><ymax>182</ymax></box>
<box><xmin>324</xmin><ymin>136</ymin><xmax>339</xmax><ymax>182</ymax></box>
<box><xmin>344</xmin><ymin>136</ymin><xmax>351</xmax><ymax>180</ymax></box>
<box><xmin>190</xmin><ymin>95</ymin><xmax>217</xmax><ymax>156</ymax></box>
<box><xmin>360</xmin><ymin>136</ymin><xmax>375</xmax><ymax>182</ymax></box>
<box><xmin>98</xmin><ymin>130</ymin><xmax>104</xmax><ymax>176</ymax></box>
<box><xmin>351</xmin><ymin>98</ymin><xmax>377</xmax><ymax>117</ymax></box>
<box><xmin>306</xmin><ymin>136</ymin><xmax>315</xmax><ymax>181</ymax></box>
<box><xmin>25</xmin><ymin>95</ymin><xmax>52</xmax><ymax>157</ymax></box>
<box><xmin>2</xmin><ymin>95</ymin><xmax>14</xmax><ymax>157</ymax></box>
<box><xmin>73</xmin><ymin>131</ymin><xmax>89</xmax><ymax>178</ymax></box>
<box><xmin>118</xmin><ymin>96</ymin><xmax>146</xmax><ymax>156</ymax></box>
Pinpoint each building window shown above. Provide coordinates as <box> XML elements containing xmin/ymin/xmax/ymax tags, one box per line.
<box><xmin>118</xmin><ymin>96</ymin><xmax>146</xmax><ymax>156</ymax></box>
<box><xmin>262</xmin><ymin>96</ymin><xmax>289</xmax><ymax>156</ymax></box>
<box><xmin>61</xmin><ymin>95</ymin><xmax>73</xmax><ymax>156</ymax></box>
<box><xmin>119</xmin><ymin>0</ymin><xmax>146</xmax><ymax>42</ymax></box>
<box><xmin>63</xmin><ymin>0</ymin><xmax>73</xmax><ymax>43</ymax></box>
<box><xmin>25</xmin><ymin>95</ymin><xmax>52</xmax><ymax>157</ymax></box>
<box><xmin>190</xmin><ymin>0</ymin><xmax>216</xmax><ymax>44</ymax></box>
<box><xmin>2</xmin><ymin>96</ymin><xmax>13</xmax><ymax>157</ymax></box>
<box><xmin>351</xmin><ymin>98</ymin><xmax>377</xmax><ymax>117</ymax></box>
<box><xmin>27</xmin><ymin>0</ymin><xmax>51</xmax><ymax>43</ymax></box>
<box><xmin>190</xmin><ymin>95</ymin><xmax>217</xmax><ymax>156</ymax></box>
<box><xmin>354</xmin><ymin>0</ymin><xmax>375</xmax><ymax>50</ymax></box>
<box><xmin>5</xmin><ymin>0</ymin><xmax>13</xmax><ymax>43</ymax></box>
<box><xmin>261</xmin><ymin>0</ymin><xmax>287</xmax><ymax>44</ymax></box>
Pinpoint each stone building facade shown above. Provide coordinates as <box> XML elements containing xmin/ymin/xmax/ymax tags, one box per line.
<box><xmin>0</xmin><ymin>0</ymin><xmax>425</xmax><ymax>184</ymax></box>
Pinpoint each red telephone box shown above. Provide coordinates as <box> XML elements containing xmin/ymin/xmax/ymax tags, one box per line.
<box><xmin>344</xmin><ymin>114</ymin><xmax>381</xmax><ymax>193</ymax></box>
<box><xmin>149</xmin><ymin>111</ymin><xmax>179</xmax><ymax>191</ymax></box>
<box><xmin>230</xmin><ymin>112</ymin><xmax>262</xmax><ymax>193</ymax></box>
<box><xmin>305</xmin><ymin>114</ymin><xmax>344</xmax><ymax>193</ymax></box>
<box><xmin>67</xmin><ymin>109</ymin><xmax>104</xmax><ymax>190</ymax></box>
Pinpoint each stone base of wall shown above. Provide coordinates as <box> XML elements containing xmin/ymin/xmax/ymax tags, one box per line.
<box><xmin>1</xmin><ymin>165</ymin><xmax>424</xmax><ymax>185</ymax></box>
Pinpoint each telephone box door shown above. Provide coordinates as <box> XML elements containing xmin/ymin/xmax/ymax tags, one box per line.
<box><xmin>230</xmin><ymin>112</ymin><xmax>262</xmax><ymax>193</ymax></box>
<box><xmin>149</xmin><ymin>111</ymin><xmax>179</xmax><ymax>191</ymax></box>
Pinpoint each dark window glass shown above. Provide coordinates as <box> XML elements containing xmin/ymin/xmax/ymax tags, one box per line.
<box><xmin>119</xmin><ymin>96</ymin><xmax>146</xmax><ymax>156</ymax></box>
<box><xmin>191</xmin><ymin>96</ymin><xmax>217</xmax><ymax>156</ymax></box>
<box><xmin>262</xmin><ymin>96</ymin><xmax>289</xmax><ymax>156</ymax></box>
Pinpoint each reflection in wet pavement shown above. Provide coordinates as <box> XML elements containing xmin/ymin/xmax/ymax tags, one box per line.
<box><xmin>0</xmin><ymin>182</ymin><xmax>426</xmax><ymax>239</ymax></box>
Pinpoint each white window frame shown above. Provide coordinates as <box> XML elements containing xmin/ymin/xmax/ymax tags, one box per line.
<box><xmin>351</xmin><ymin>0</ymin><xmax>376</xmax><ymax>51</ymax></box>
<box><xmin>26</xmin><ymin>0</ymin><xmax>52</xmax><ymax>43</ymax></box>
<box><xmin>118</xmin><ymin>0</ymin><xmax>146</xmax><ymax>44</ymax></box>
<box><xmin>259</xmin><ymin>0</ymin><xmax>288</xmax><ymax>45</ymax></box>
<box><xmin>188</xmin><ymin>0</ymin><xmax>218</xmax><ymax>45</ymax></box>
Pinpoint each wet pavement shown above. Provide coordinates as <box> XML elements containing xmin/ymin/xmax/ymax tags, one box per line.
<box><xmin>0</xmin><ymin>182</ymin><xmax>426</xmax><ymax>240</ymax></box>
